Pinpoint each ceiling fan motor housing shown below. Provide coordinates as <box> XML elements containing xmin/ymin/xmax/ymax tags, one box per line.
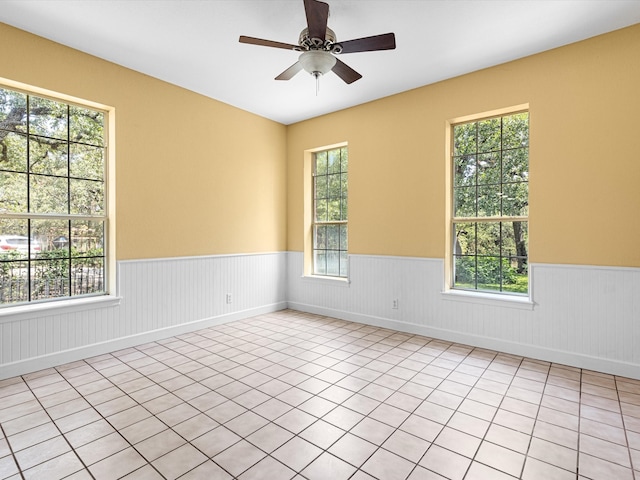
<box><xmin>298</xmin><ymin>27</ymin><xmax>343</xmax><ymax>54</ymax></box>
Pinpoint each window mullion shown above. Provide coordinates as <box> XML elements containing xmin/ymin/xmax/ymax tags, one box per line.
<box><xmin>0</xmin><ymin>84</ymin><xmax>108</xmax><ymax>307</ymax></box>
<box><xmin>451</xmin><ymin>111</ymin><xmax>528</xmax><ymax>295</ymax></box>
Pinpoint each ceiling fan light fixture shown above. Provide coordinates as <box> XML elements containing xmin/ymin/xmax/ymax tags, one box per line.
<box><xmin>298</xmin><ymin>50</ymin><xmax>336</xmax><ymax>76</ymax></box>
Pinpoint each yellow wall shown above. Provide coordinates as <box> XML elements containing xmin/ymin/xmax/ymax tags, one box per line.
<box><xmin>3</xmin><ymin>21</ymin><xmax>639</xmax><ymax>268</ymax></box>
<box><xmin>287</xmin><ymin>24</ymin><xmax>640</xmax><ymax>267</ymax></box>
<box><xmin>1</xmin><ymin>22</ymin><xmax>287</xmax><ymax>260</ymax></box>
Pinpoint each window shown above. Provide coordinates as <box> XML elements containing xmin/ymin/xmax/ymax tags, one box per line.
<box><xmin>313</xmin><ymin>146</ymin><xmax>348</xmax><ymax>277</ymax></box>
<box><xmin>451</xmin><ymin>111</ymin><xmax>529</xmax><ymax>294</ymax></box>
<box><xmin>0</xmin><ymin>85</ymin><xmax>107</xmax><ymax>306</ymax></box>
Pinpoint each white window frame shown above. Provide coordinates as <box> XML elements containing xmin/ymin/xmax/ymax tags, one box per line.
<box><xmin>444</xmin><ymin>105</ymin><xmax>532</xmax><ymax>306</ymax></box>
<box><xmin>303</xmin><ymin>142</ymin><xmax>349</xmax><ymax>284</ymax></box>
<box><xmin>0</xmin><ymin>78</ymin><xmax>116</xmax><ymax>313</ymax></box>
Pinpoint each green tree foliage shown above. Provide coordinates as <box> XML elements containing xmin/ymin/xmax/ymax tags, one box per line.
<box><xmin>314</xmin><ymin>147</ymin><xmax>348</xmax><ymax>277</ymax></box>
<box><xmin>453</xmin><ymin>113</ymin><xmax>529</xmax><ymax>293</ymax></box>
<box><xmin>0</xmin><ymin>86</ymin><xmax>106</xmax><ymax>304</ymax></box>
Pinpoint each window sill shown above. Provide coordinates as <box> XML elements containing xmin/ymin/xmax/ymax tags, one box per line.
<box><xmin>301</xmin><ymin>275</ymin><xmax>351</xmax><ymax>288</ymax></box>
<box><xmin>0</xmin><ymin>295</ymin><xmax>121</xmax><ymax>324</ymax></box>
<box><xmin>441</xmin><ymin>288</ymin><xmax>534</xmax><ymax>310</ymax></box>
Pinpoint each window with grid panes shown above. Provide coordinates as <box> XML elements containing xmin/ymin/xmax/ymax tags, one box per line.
<box><xmin>452</xmin><ymin>111</ymin><xmax>529</xmax><ymax>294</ymax></box>
<box><xmin>313</xmin><ymin>146</ymin><xmax>348</xmax><ymax>277</ymax></box>
<box><xmin>0</xmin><ymin>85</ymin><xmax>107</xmax><ymax>306</ymax></box>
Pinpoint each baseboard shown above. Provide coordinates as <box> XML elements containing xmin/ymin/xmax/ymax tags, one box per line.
<box><xmin>0</xmin><ymin>302</ymin><xmax>287</xmax><ymax>380</ymax></box>
<box><xmin>288</xmin><ymin>301</ymin><xmax>640</xmax><ymax>380</ymax></box>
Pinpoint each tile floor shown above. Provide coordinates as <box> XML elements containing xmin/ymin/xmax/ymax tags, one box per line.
<box><xmin>1</xmin><ymin>309</ymin><xmax>639</xmax><ymax>480</ymax></box>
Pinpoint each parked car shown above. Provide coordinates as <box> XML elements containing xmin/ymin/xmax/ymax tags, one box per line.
<box><xmin>0</xmin><ymin>235</ymin><xmax>41</xmax><ymax>257</ymax></box>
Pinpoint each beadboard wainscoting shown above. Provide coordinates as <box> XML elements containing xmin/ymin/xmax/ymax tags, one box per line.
<box><xmin>0</xmin><ymin>252</ymin><xmax>287</xmax><ymax>379</ymax></box>
<box><xmin>287</xmin><ymin>252</ymin><xmax>640</xmax><ymax>379</ymax></box>
<box><xmin>2</xmin><ymin>251</ymin><xmax>639</xmax><ymax>380</ymax></box>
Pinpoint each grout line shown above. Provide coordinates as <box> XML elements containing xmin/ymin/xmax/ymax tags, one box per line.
<box><xmin>0</xmin><ymin>420</ymin><xmax>26</xmax><ymax>480</ymax></box>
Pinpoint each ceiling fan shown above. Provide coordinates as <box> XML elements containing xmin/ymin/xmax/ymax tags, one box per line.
<box><xmin>239</xmin><ymin>0</ymin><xmax>396</xmax><ymax>90</ymax></box>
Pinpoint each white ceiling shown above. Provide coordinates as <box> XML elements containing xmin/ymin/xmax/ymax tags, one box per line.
<box><xmin>2</xmin><ymin>1</ymin><xmax>639</xmax><ymax>125</ymax></box>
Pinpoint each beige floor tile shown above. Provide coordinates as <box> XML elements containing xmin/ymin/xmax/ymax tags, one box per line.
<box><xmin>179</xmin><ymin>460</ymin><xmax>232</xmax><ymax>479</ymax></box>
<box><xmin>89</xmin><ymin>447</ymin><xmax>147</xmax><ymax>480</ymax></box>
<box><xmin>400</xmin><ymin>414</ymin><xmax>444</xmax><ymax>442</ymax></box>
<box><xmin>191</xmin><ymin>425</ymin><xmax>241</xmax><ymax>457</ymax></box>
<box><xmin>238</xmin><ymin>455</ymin><xmax>296</xmax><ymax>480</ymax></box>
<box><xmin>532</xmin><ymin>420</ymin><xmax>578</xmax><ymax>449</ymax></box>
<box><xmin>274</xmin><ymin>408</ymin><xmax>316</xmax><ymax>434</ymax></box>
<box><xmin>8</xmin><ymin>421</ymin><xmax>60</xmax><ymax>452</ymax></box>
<box><xmin>540</xmin><ymin>393</ymin><xmax>580</xmax><ymax>415</ymax></box>
<box><xmin>500</xmin><ymin>396</ymin><xmax>540</xmax><ymax>418</ymax></box>
<box><xmin>351</xmin><ymin>417</ymin><xmax>394</xmax><ymax>445</ymax></box>
<box><xmin>301</xmin><ymin>452</ymin><xmax>357</xmax><ymax>480</ymax></box>
<box><xmin>205</xmin><ymin>399</ymin><xmax>247</xmax><ymax>423</ymax></box>
<box><xmin>21</xmin><ymin>451</ymin><xmax>84</xmax><ymax>480</ymax></box>
<box><xmin>225</xmin><ymin>411</ymin><xmax>269</xmax><ymax>437</ymax></box>
<box><xmin>381</xmin><ymin>430</ymin><xmax>430</xmax><ymax>463</ymax></box>
<box><xmin>135</xmin><ymin>428</ymin><xmax>186</xmax><ymax>462</ymax></box>
<box><xmin>120</xmin><ymin>416</ymin><xmax>168</xmax><ymax>444</ymax></box>
<box><xmin>76</xmin><ymin>432</ymin><xmax>129</xmax><ymax>466</ymax></box>
<box><xmin>580</xmin><ymin>417</ymin><xmax>628</xmax><ymax>445</ymax></box>
<box><xmin>407</xmin><ymin>465</ymin><xmax>448</xmax><ymax>479</ymax></box>
<box><xmin>522</xmin><ymin>457</ymin><xmax>576</xmax><ymax>480</ymax></box>
<box><xmin>0</xmin><ymin>400</ymin><xmax>41</xmax><ymax>424</ymax></box>
<box><xmin>152</xmin><ymin>443</ymin><xmax>207</xmax><ymax>479</ymax></box>
<box><xmin>63</xmin><ymin>418</ymin><xmax>115</xmax><ymax>448</ymax></box>
<box><xmin>328</xmin><ymin>432</ymin><xmax>377</xmax><ymax>467</ymax></box>
<box><xmin>368</xmin><ymin>403</ymin><xmax>410</xmax><ymax>428</ymax></box>
<box><xmin>15</xmin><ymin>435</ymin><xmax>70</xmax><ymax>471</ymax></box>
<box><xmin>484</xmin><ymin>423</ymin><xmax>530</xmax><ymax>454</ymax></box>
<box><xmin>578</xmin><ymin>452</ymin><xmax>634</xmax><ymax>480</ymax></box>
<box><xmin>448</xmin><ymin>411</ymin><xmax>491</xmax><ymax>437</ymax></box>
<box><xmin>434</xmin><ymin>426</ymin><xmax>481</xmax><ymax>459</ymax></box>
<box><xmin>322</xmin><ymin>405</ymin><xmax>364</xmax><ymax>430</ymax></box>
<box><xmin>299</xmin><ymin>419</ymin><xmax>345</xmax><ymax>449</ymax></box>
<box><xmin>272</xmin><ymin>436</ymin><xmax>322</xmax><ymax>472</ymax></box>
<box><xmin>0</xmin><ymin>438</ymin><xmax>9</xmax><ymax>457</ymax></box>
<box><xmin>107</xmin><ymin>405</ymin><xmax>152</xmax><ymax>430</ymax></box>
<box><xmin>467</xmin><ymin>386</ymin><xmax>503</xmax><ymax>407</ymax></box>
<box><xmin>475</xmin><ymin>441</ymin><xmax>525</xmax><ymax>477</ymax></box>
<box><xmin>0</xmin><ymin>455</ymin><xmax>20</xmax><ymax>478</ymax></box>
<box><xmin>528</xmin><ymin>437</ymin><xmax>577</xmax><ymax>472</ymax></box>
<box><xmin>298</xmin><ymin>396</ymin><xmax>337</xmax><ymax>417</ymax></box>
<box><xmin>579</xmin><ymin>433</ymin><xmax>631</xmax><ymax>467</ymax></box>
<box><xmin>465</xmin><ymin>461</ymin><xmax>517</xmax><ymax>480</ymax></box>
<box><xmin>457</xmin><ymin>397</ymin><xmax>497</xmax><ymax>421</ymax></box>
<box><xmin>213</xmin><ymin>439</ymin><xmax>266</xmax><ymax>477</ymax></box>
<box><xmin>419</xmin><ymin>444</ymin><xmax>471</xmax><ymax>480</ymax></box>
<box><xmin>342</xmin><ymin>393</ymin><xmax>381</xmax><ymax>415</ymax></box>
<box><xmin>493</xmin><ymin>409</ymin><xmax>535</xmax><ymax>435</ymax></box>
<box><xmin>582</xmin><ymin>392</ymin><xmax>621</xmax><ymax>413</ymax></box>
<box><xmin>580</xmin><ymin>404</ymin><xmax>624</xmax><ymax>427</ymax></box>
<box><xmin>246</xmin><ymin>422</ymin><xmax>294</xmax><ymax>453</ymax></box>
<box><xmin>414</xmin><ymin>400</ymin><xmax>455</xmax><ymax>425</ymax></box>
<box><xmin>361</xmin><ymin>448</ymin><xmax>415</xmax><ymax>480</ymax></box>
<box><xmin>538</xmin><ymin>406</ymin><xmax>579</xmax><ymax>431</ymax></box>
<box><xmin>171</xmin><ymin>412</ymin><xmax>218</xmax><ymax>441</ymax></box>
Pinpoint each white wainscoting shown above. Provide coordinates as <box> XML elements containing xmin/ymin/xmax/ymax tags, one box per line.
<box><xmin>0</xmin><ymin>252</ymin><xmax>287</xmax><ymax>379</ymax></box>
<box><xmin>288</xmin><ymin>252</ymin><xmax>640</xmax><ymax>379</ymax></box>
<box><xmin>2</xmin><ymin>251</ymin><xmax>638</xmax><ymax>380</ymax></box>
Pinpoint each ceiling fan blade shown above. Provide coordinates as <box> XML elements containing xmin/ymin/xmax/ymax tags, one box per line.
<box><xmin>275</xmin><ymin>62</ymin><xmax>304</xmax><ymax>81</ymax></box>
<box><xmin>304</xmin><ymin>0</ymin><xmax>329</xmax><ymax>42</ymax></box>
<box><xmin>239</xmin><ymin>35</ymin><xmax>299</xmax><ymax>51</ymax></box>
<box><xmin>332</xmin><ymin>58</ymin><xmax>362</xmax><ymax>84</ymax></box>
<box><xmin>337</xmin><ymin>33</ymin><xmax>396</xmax><ymax>54</ymax></box>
